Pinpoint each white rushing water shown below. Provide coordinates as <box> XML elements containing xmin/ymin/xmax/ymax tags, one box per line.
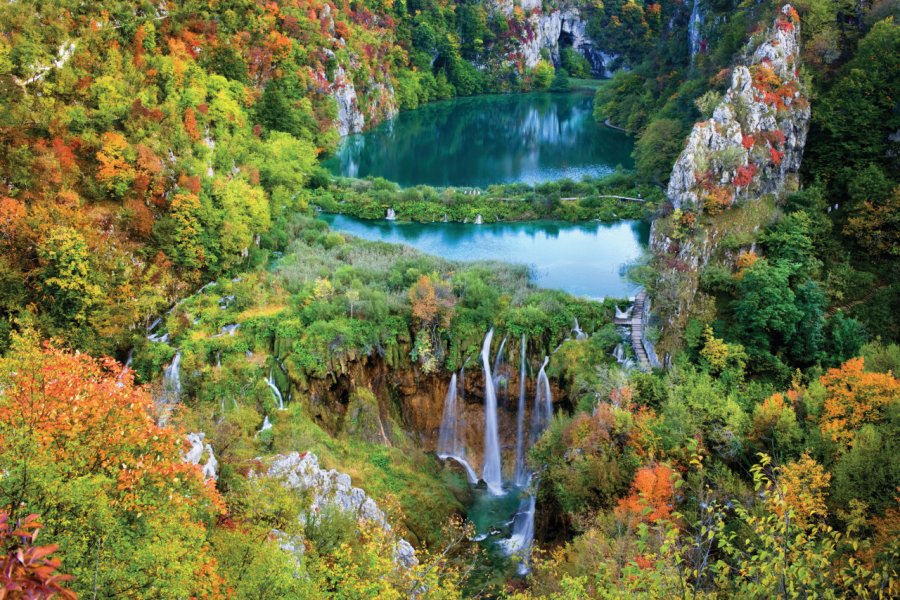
<box><xmin>266</xmin><ymin>366</ymin><xmax>285</xmax><ymax>410</ymax></box>
<box><xmin>481</xmin><ymin>328</ymin><xmax>504</xmax><ymax>495</ymax></box>
<box><xmin>572</xmin><ymin>317</ymin><xmax>587</xmax><ymax>340</ymax></box>
<box><xmin>514</xmin><ymin>335</ymin><xmax>528</xmax><ymax>486</ymax></box>
<box><xmin>438</xmin><ymin>368</ymin><xmax>480</xmax><ymax>484</ymax></box>
<box><xmin>385</xmin><ymin>207</ymin><xmax>397</xmax><ymax>221</ymax></box>
<box><xmin>530</xmin><ymin>357</ymin><xmax>552</xmax><ymax>446</ymax></box>
<box><xmin>500</xmin><ymin>478</ymin><xmax>537</xmax><ymax>576</ymax></box>
<box><xmin>161</xmin><ymin>351</ymin><xmax>182</xmax><ymax>405</ymax></box>
<box><xmin>689</xmin><ymin>0</ymin><xmax>704</xmax><ymax>61</ymax></box>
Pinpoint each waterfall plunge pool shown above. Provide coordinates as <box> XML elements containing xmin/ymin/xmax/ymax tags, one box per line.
<box><xmin>319</xmin><ymin>215</ymin><xmax>650</xmax><ymax>300</ymax></box>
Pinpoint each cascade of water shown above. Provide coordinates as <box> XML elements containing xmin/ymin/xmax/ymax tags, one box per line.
<box><xmin>161</xmin><ymin>352</ymin><xmax>182</xmax><ymax>405</ymax></box>
<box><xmin>514</xmin><ymin>335</ymin><xmax>528</xmax><ymax>486</ymax></box>
<box><xmin>437</xmin><ymin>372</ymin><xmax>480</xmax><ymax>483</ymax></box>
<box><xmin>481</xmin><ymin>328</ymin><xmax>503</xmax><ymax>495</ymax></box>
<box><xmin>266</xmin><ymin>367</ymin><xmax>285</xmax><ymax>410</ymax></box>
<box><xmin>437</xmin><ymin>373</ymin><xmax>461</xmax><ymax>455</ymax></box>
<box><xmin>572</xmin><ymin>317</ymin><xmax>587</xmax><ymax>340</ymax></box>
<box><xmin>500</xmin><ymin>477</ymin><xmax>538</xmax><ymax>575</ymax></box>
<box><xmin>474</xmin><ymin>214</ymin><xmax>484</xmax><ymax>225</ymax></box>
<box><xmin>615</xmin><ymin>304</ymin><xmax>633</xmax><ymax>320</ymax></box>
<box><xmin>258</xmin><ymin>415</ymin><xmax>273</xmax><ymax>435</ymax></box>
<box><xmin>689</xmin><ymin>0</ymin><xmax>704</xmax><ymax>61</ymax></box>
<box><xmin>530</xmin><ymin>357</ymin><xmax>552</xmax><ymax>446</ymax></box>
<box><xmin>492</xmin><ymin>335</ymin><xmax>509</xmax><ymax>408</ymax></box>
<box><xmin>385</xmin><ymin>208</ymin><xmax>397</xmax><ymax>221</ymax></box>
<box><xmin>492</xmin><ymin>335</ymin><xmax>508</xmax><ymax>378</ymax></box>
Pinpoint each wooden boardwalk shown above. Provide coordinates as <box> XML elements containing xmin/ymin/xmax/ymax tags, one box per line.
<box><xmin>614</xmin><ymin>290</ymin><xmax>651</xmax><ymax>369</ymax></box>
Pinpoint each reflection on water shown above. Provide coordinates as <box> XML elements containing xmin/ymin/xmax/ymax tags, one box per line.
<box><xmin>320</xmin><ymin>214</ymin><xmax>650</xmax><ymax>300</ymax></box>
<box><xmin>322</xmin><ymin>92</ymin><xmax>634</xmax><ymax>187</ymax></box>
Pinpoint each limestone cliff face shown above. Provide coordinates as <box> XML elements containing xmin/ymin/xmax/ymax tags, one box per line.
<box><xmin>317</xmin><ymin>6</ymin><xmax>398</xmax><ymax>136</ymax></box>
<box><xmin>490</xmin><ymin>0</ymin><xmax>617</xmax><ymax>77</ymax></box>
<box><xmin>667</xmin><ymin>5</ymin><xmax>808</xmax><ymax>212</ymax></box>
<box><xmin>651</xmin><ymin>5</ymin><xmax>809</xmax><ymax>354</ymax></box>
<box><xmin>266</xmin><ymin>452</ymin><xmax>417</xmax><ymax>567</ymax></box>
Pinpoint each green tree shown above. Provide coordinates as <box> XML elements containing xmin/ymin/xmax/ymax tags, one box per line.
<box><xmin>633</xmin><ymin>119</ymin><xmax>684</xmax><ymax>184</ymax></box>
<box><xmin>36</xmin><ymin>226</ymin><xmax>102</xmax><ymax>327</ymax></box>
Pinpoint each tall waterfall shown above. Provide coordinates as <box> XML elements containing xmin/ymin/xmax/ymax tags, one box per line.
<box><xmin>438</xmin><ymin>373</ymin><xmax>461</xmax><ymax>455</ymax></box>
<box><xmin>514</xmin><ymin>335</ymin><xmax>528</xmax><ymax>486</ymax></box>
<box><xmin>266</xmin><ymin>367</ymin><xmax>285</xmax><ymax>410</ymax></box>
<box><xmin>436</xmin><ymin>373</ymin><xmax>479</xmax><ymax>484</ymax></box>
<box><xmin>481</xmin><ymin>328</ymin><xmax>504</xmax><ymax>495</ymax></box>
<box><xmin>530</xmin><ymin>357</ymin><xmax>553</xmax><ymax>446</ymax></box>
<box><xmin>161</xmin><ymin>351</ymin><xmax>182</xmax><ymax>405</ymax></box>
<box><xmin>689</xmin><ymin>0</ymin><xmax>704</xmax><ymax>60</ymax></box>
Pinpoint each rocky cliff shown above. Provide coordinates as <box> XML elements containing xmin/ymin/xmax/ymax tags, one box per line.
<box><xmin>667</xmin><ymin>5</ymin><xmax>808</xmax><ymax>213</ymax></box>
<box><xmin>316</xmin><ymin>5</ymin><xmax>398</xmax><ymax>135</ymax></box>
<box><xmin>651</xmin><ymin>5</ymin><xmax>810</xmax><ymax>355</ymax></box>
<box><xmin>266</xmin><ymin>452</ymin><xmax>418</xmax><ymax>567</ymax></box>
<box><xmin>490</xmin><ymin>0</ymin><xmax>616</xmax><ymax>77</ymax></box>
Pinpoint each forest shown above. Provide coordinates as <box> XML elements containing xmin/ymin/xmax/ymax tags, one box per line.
<box><xmin>0</xmin><ymin>0</ymin><xmax>897</xmax><ymax>598</ymax></box>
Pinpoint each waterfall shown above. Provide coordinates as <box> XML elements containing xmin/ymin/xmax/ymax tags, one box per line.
<box><xmin>514</xmin><ymin>335</ymin><xmax>528</xmax><ymax>486</ymax></box>
<box><xmin>530</xmin><ymin>357</ymin><xmax>552</xmax><ymax>446</ymax></box>
<box><xmin>385</xmin><ymin>207</ymin><xmax>397</xmax><ymax>221</ymax></box>
<box><xmin>492</xmin><ymin>335</ymin><xmax>509</xmax><ymax>407</ymax></box>
<box><xmin>572</xmin><ymin>317</ymin><xmax>587</xmax><ymax>340</ymax></box>
<box><xmin>161</xmin><ymin>352</ymin><xmax>182</xmax><ymax>405</ymax></box>
<box><xmin>437</xmin><ymin>373</ymin><xmax>462</xmax><ymax>456</ymax></box>
<box><xmin>481</xmin><ymin>328</ymin><xmax>503</xmax><ymax>495</ymax></box>
<box><xmin>257</xmin><ymin>415</ymin><xmax>273</xmax><ymax>436</ymax></box>
<box><xmin>437</xmin><ymin>373</ymin><xmax>479</xmax><ymax>484</ymax></box>
<box><xmin>266</xmin><ymin>367</ymin><xmax>285</xmax><ymax>410</ymax></box>
<box><xmin>218</xmin><ymin>323</ymin><xmax>240</xmax><ymax>336</ymax></box>
<box><xmin>474</xmin><ymin>214</ymin><xmax>483</xmax><ymax>225</ymax></box>
<box><xmin>615</xmin><ymin>304</ymin><xmax>632</xmax><ymax>320</ymax></box>
<box><xmin>689</xmin><ymin>0</ymin><xmax>703</xmax><ymax>61</ymax></box>
<box><xmin>500</xmin><ymin>477</ymin><xmax>538</xmax><ymax>575</ymax></box>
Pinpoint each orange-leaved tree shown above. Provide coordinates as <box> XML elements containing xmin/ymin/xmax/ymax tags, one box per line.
<box><xmin>615</xmin><ymin>463</ymin><xmax>678</xmax><ymax>525</ymax></box>
<box><xmin>819</xmin><ymin>357</ymin><xmax>899</xmax><ymax>447</ymax></box>
<box><xmin>0</xmin><ymin>333</ymin><xmax>224</xmax><ymax>598</ymax></box>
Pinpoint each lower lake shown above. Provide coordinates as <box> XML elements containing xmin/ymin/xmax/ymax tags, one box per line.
<box><xmin>320</xmin><ymin>214</ymin><xmax>650</xmax><ymax>300</ymax></box>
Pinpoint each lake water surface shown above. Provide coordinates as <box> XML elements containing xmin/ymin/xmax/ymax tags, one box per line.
<box><xmin>320</xmin><ymin>214</ymin><xmax>649</xmax><ymax>300</ymax></box>
<box><xmin>322</xmin><ymin>91</ymin><xmax>634</xmax><ymax>188</ymax></box>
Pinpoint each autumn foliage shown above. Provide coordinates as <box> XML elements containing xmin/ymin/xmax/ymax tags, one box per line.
<box><xmin>0</xmin><ymin>513</ymin><xmax>75</xmax><ymax>599</ymax></box>
<box><xmin>615</xmin><ymin>464</ymin><xmax>677</xmax><ymax>525</ymax></box>
<box><xmin>819</xmin><ymin>357</ymin><xmax>899</xmax><ymax>446</ymax></box>
<box><xmin>0</xmin><ymin>336</ymin><xmax>224</xmax><ymax>596</ymax></box>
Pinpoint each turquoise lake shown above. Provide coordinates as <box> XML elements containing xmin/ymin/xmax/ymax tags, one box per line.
<box><xmin>322</xmin><ymin>91</ymin><xmax>634</xmax><ymax>188</ymax></box>
<box><xmin>320</xmin><ymin>215</ymin><xmax>650</xmax><ymax>300</ymax></box>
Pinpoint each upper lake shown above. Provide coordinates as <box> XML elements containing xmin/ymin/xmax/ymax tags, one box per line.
<box><xmin>320</xmin><ymin>215</ymin><xmax>650</xmax><ymax>300</ymax></box>
<box><xmin>322</xmin><ymin>91</ymin><xmax>634</xmax><ymax>188</ymax></box>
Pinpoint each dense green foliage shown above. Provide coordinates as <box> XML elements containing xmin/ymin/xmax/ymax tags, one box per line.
<box><xmin>311</xmin><ymin>173</ymin><xmax>659</xmax><ymax>223</ymax></box>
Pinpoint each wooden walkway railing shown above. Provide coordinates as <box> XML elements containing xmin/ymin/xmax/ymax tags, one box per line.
<box><xmin>614</xmin><ymin>290</ymin><xmax>651</xmax><ymax>369</ymax></box>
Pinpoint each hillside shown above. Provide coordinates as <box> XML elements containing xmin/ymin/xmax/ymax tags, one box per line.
<box><xmin>0</xmin><ymin>1</ymin><xmax>898</xmax><ymax>598</ymax></box>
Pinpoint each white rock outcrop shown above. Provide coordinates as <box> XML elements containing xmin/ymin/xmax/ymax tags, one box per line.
<box><xmin>267</xmin><ymin>452</ymin><xmax>417</xmax><ymax>568</ymax></box>
<box><xmin>667</xmin><ymin>4</ymin><xmax>809</xmax><ymax>211</ymax></box>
